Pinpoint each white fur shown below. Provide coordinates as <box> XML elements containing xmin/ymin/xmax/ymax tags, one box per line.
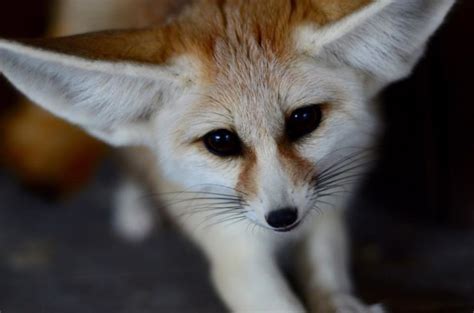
<box><xmin>0</xmin><ymin>1</ymin><xmax>455</xmax><ymax>312</ymax></box>
<box><xmin>0</xmin><ymin>39</ymin><xmax>195</xmax><ymax>146</ymax></box>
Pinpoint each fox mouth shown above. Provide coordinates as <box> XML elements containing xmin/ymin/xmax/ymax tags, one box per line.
<box><xmin>272</xmin><ymin>220</ymin><xmax>301</xmax><ymax>232</ymax></box>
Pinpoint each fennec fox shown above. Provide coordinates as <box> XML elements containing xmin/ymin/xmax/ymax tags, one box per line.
<box><xmin>0</xmin><ymin>0</ymin><xmax>454</xmax><ymax>312</ymax></box>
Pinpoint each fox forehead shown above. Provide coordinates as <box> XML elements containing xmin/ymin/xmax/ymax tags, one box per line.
<box><xmin>164</xmin><ymin>0</ymin><xmax>373</xmax><ymax>69</ymax></box>
<box><xmin>53</xmin><ymin>0</ymin><xmax>372</xmax><ymax>66</ymax></box>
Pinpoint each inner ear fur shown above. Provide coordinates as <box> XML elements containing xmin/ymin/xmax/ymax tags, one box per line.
<box><xmin>0</xmin><ymin>29</ymin><xmax>188</xmax><ymax>146</ymax></box>
<box><xmin>298</xmin><ymin>0</ymin><xmax>455</xmax><ymax>90</ymax></box>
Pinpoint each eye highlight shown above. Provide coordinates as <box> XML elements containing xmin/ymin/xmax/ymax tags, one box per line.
<box><xmin>203</xmin><ymin>129</ymin><xmax>242</xmax><ymax>157</ymax></box>
<box><xmin>286</xmin><ymin>104</ymin><xmax>323</xmax><ymax>141</ymax></box>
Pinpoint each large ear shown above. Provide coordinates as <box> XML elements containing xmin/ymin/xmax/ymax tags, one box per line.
<box><xmin>297</xmin><ymin>0</ymin><xmax>456</xmax><ymax>91</ymax></box>
<box><xmin>0</xmin><ymin>30</ymin><xmax>189</xmax><ymax>146</ymax></box>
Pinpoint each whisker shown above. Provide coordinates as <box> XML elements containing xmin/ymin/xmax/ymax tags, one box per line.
<box><xmin>317</xmin><ymin>150</ymin><xmax>369</xmax><ymax>176</ymax></box>
<box><xmin>198</xmin><ymin>210</ymin><xmax>245</xmax><ymax>229</ymax></box>
<box><xmin>193</xmin><ymin>184</ymin><xmax>249</xmax><ymax>196</ymax></box>
<box><xmin>222</xmin><ymin>216</ymin><xmax>248</xmax><ymax>228</ymax></box>
<box><xmin>177</xmin><ymin>206</ymin><xmax>243</xmax><ymax>219</ymax></box>
<box><xmin>203</xmin><ymin>214</ymin><xmax>248</xmax><ymax>229</ymax></box>
<box><xmin>316</xmin><ymin>189</ymin><xmax>352</xmax><ymax>199</ymax></box>
<box><xmin>309</xmin><ymin>147</ymin><xmax>376</xmax><ymax>215</ymax></box>
<box><xmin>317</xmin><ymin>159</ymin><xmax>373</xmax><ymax>181</ymax></box>
<box><xmin>163</xmin><ymin>197</ymin><xmax>245</xmax><ymax>207</ymax></box>
<box><xmin>205</xmin><ymin>209</ymin><xmax>245</xmax><ymax>219</ymax></box>
<box><xmin>317</xmin><ymin>157</ymin><xmax>373</xmax><ymax>184</ymax></box>
<box><xmin>140</xmin><ymin>183</ymin><xmax>249</xmax><ymax>204</ymax></box>
<box><xmin>186</xmin><ymin>201</ymin><xmax>247</xmax><ymax>210</ymax></box>
<box><xmin>314</xmin><ymin>198</ymin><xmax>337</xmax><ymax>209</ymax></box>
<box><xmin>159</xmin><ymin>191</ymin><xmax>244</xmax><ymax>199</ymax></box>
<box><xmin>315</xmin><ymin>175</ymin><xmax>364</xmax><ymax>192</ymax></box>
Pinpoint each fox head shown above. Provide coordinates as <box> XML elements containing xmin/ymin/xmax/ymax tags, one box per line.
<box><xmin>0</xmin><ymin>0</ymin><xmax>454</xmax><ymax>232</ymax></box>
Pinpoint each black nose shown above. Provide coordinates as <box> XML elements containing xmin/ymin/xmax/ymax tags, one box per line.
<box><xmin>266</xmin><ymin>208</ymin><xmax>298</xmax><ymax>230</ymax></box>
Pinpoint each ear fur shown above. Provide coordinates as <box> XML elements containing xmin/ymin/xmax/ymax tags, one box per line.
<box><xmin>298</xmin><ymin>0</ymin><xmax>455</xmax><ymax>91</ymax></box>
<box><xmin>0</xmin><ymin>32</ymin><xmax>187</xmax><ymax>146</ymax></box>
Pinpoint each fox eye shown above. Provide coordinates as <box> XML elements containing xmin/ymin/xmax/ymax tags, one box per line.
<box><xmin>203</xmin><ymin>129</ymin><xmax>242</xmax><ymax>157</ymax></box>
<box><xmin>286</xmin><ymin>105</ymin><xmax>322</xmax><ymax>141</ymax></box>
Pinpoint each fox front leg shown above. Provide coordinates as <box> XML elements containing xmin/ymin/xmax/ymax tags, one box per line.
<box><xmin>201</xmin><ymin>231</ymin><xmax>305</xmax><ymax>313</ymax></box>
<box><xmin>300</xmin><ymin>209</ymin><xmax>385</xmax><ymax>313</ymax></box>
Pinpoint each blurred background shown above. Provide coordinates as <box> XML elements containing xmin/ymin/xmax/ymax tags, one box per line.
<box><xmin>0</xmin><ymin>0</ymin><xmax>473</xmax><ymax>312</ymax></box>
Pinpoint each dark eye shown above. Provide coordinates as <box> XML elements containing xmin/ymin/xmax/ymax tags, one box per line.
<box><xmin>286</xmin><ymin>105</ymin><xmax>322</xmax><ymax>141</ymax></box>
<box><xmin>203</xmin><ymin>129</ymin><xmax>242</xmax><ymax>157</ymax></box>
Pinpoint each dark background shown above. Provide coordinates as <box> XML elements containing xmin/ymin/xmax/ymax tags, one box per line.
<box><xmin>0</xmin><ymin>1</ymin><xmax>473</xmax><ymax>312</ymax></box>
<box><xmin>375</xmin><ymin>0</ymin><xmax>474</xmax><ymax>226</ymax></box>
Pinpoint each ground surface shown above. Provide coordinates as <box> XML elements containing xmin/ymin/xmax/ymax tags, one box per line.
<box><xmin>0</xmin><ymin>163</ymin><xmax>473</xmax><ymax>313</ymax></box>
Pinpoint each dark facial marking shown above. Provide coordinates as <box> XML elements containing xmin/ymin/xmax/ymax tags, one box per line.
<box><xmin>278</xmin><ymin>142</ymin><xmax>315</xmax><ymax>185</ymax></box>
<box><xmin>236</xmin><ymin>148</ymin><xmax>258</xmax><ymax>197</ymax></box>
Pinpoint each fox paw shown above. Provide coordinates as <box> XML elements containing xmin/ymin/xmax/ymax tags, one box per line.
<box><xmin>112</xmin><ymin>180</ymin><xmax>156</xmax><ymax>243</ymax></box>
<box><xmin>311</xmin><ymin>293</ymin><xmax>385</xmax><ymax>313</ymax></box>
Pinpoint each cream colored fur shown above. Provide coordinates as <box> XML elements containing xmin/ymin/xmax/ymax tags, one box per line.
<box><xmin>0</xmin><ymin>1</ymin><xmax>455</xmax><ymax>312</ymax></box>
